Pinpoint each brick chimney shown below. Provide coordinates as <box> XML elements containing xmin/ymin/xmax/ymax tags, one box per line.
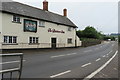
<box><xmin>43</xmin><ymin>0</ymin><xmax>48</xmax><ymax>11</ymax></box>
<box><xmin>63</xmin><ymin>8</ymin><xmax>67</xmax><ymax>17</ymax></box>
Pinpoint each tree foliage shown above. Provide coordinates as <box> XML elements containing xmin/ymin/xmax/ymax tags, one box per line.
<box><xmin>76</xmin><ymin>26</ymin><xmax>103</xmax><ymax>39</ymax></box>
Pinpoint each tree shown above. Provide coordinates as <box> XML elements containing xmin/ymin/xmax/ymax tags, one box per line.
<box><xmin>82</xmin><ymin>26</ymin><xmax>99</xmax><ymax>39</ymax></box>
<box><xmin>76</xmin><ymin>30</ymin><xmax>83</xmax><ymax>38</ymax></box>
<box><xmin>77</xmin><ymin>26</ymin><xmax>104</xmax><ymax>39</ymax></box>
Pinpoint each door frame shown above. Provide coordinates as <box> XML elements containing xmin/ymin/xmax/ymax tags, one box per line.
<box><xmin>51</xmin><ymin>37</ymin><xmax>57</xmax><ymax>49</ymax></box>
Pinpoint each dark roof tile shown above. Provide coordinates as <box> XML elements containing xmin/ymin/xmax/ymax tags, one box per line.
<box><xmin>1</xmin><ymin>1</ymin><xmax>77</xmax><ymax>28</ymax></box>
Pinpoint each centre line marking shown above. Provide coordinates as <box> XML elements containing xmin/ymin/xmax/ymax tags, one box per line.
<box><xmin>96</xmin><ymin>58</ymin><xmax>101</xmax><ymax>62</ymax></box>
<box><xmin>83</xmin><ymin>51</ymin><xmax>118</xmax><ymax>80</ymax></box>
<box><xmin>0</xmin><ymin>60</ymin><xmax>26</xmax><ymax>65</ymax></box>
<box><xmin>51</xmin><ymin>53</ymin><xmax>77</xmax><ymax>58</ymax></box>
<box><xmin>51</xmin><ymin>55</ymin><xmax>65</xmax><ymax>58</ymax></box>
<box><xmin>102</xmin><ymin>55</ymin><xmax>106</xmax><ymax>57</ymax></box>
<box><xmin>112</xmin><ymin>44</ymin><xmax>114</xmax><ymax>46</ymax></box>
<box><xmin>50</xmin><ymin>70</ymin><xmax>71</xmax><ymax>78</ymax></box>
<box><xmin>95</xmin><ymin>48</ymin><xmax>99</xmax><ymax>50</ymax></box>
<box><xmin>67</xmin><ymin>53</ymin><xmax>77</xmax><ymax>55</ymax></box>
<box><xmin>109</xmin><ymin>50</ymin><xmax>112</xmax><ymax>54</ymax></box>
<box><xmin>81</xmin><ymin>63</ymin><xmax>91</xmax><ymax>67</ymax></box>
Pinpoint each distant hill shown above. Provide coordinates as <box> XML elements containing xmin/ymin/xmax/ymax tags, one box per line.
<box><xmin>110</xmin><ymin>33</ymin><xmax>120</xmax><ymax>37</ymax></box>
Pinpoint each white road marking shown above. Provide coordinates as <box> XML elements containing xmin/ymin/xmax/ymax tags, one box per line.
<box><xmin>50</xmin><ymin>70</ymin><xmax>71</xmax><ymax>78</ymax></box>
<box><xmin>67</xmin><ymin>53</ymin><xmax>77</xmax><ymax>56</ymax></box>
<box><xmin>84</xmin><ymin>50</ymin><xmax>92</xmax><ymax>53</ymax></box>
<box><xmin>102</xmin><ymin>55</ymin><xmax>106</xmax><ymax>57</ymax></box>
<box><xmin>51</xmin><ymin>55</ymin><xmax>65</xmax><ymax>58</ymax></box>
<box><xmin>96</xmin><ymin>58</ymin><xmax>101</xmax><ymax>62</ymax></box>
<box><xmin>113</xmin><ymin>68</ymin><xmax>117</xmax><ymax>70</ymax></box>
<box><xmin>0</xmin><ymin>60</ymin><xmax>26</xmax><ymax>65</ymax></box>
<box><xmin>51</xmin><ymin>53</ymin><xmax>77</xmax><ymax>58</ymax></box>
<box><xmin>81</xmin><ymin>63</ymin><xmax>91</xmax><ymax>68</ymax></box>
<box><xmin>83</xmin><ymin>51</ymin><xmax>118</xmax><ymax>80</ymax></box>
<box><xmin>112</xmin><ymin>44</ymin><xmax>114</xmax><ymax>46</ymax></box>
<box><xmin>106</xmin><ymin>56</ymin><xmax>109</xmax><ymax>58</ymax></box>
<box><xmin>109</xmin><ymin>50</ymin><xmax>112</xmax><ymax>54</ymax></box>
<box><xmin>95</xmin><ymin>48</ymin><xmax>99</xmax><ymax>50</ymax></box>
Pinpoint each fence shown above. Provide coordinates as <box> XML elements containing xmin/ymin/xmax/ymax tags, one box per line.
<box><xmin>81</xmin><ymin>38</ymin><xmax>102</xmax><ymax>47</ymax></box>
<box><xmin>0</xmin><ymin>53</ymin><xmax>23</xmax><ymax>80</ymax></box>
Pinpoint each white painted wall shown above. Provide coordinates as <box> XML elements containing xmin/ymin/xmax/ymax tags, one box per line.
<box><xmin>1</xmin><ymin>12</ymin><xmax>81</xmax><ymax>49</ymax></box>
<box><xmin>0</xmin><ymin>12</ymin><xmax>2</xmax><ymax>49</ymax></box>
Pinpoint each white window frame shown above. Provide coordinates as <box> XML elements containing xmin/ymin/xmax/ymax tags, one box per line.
<box><xmin>39</xmin><ymin>21</ymin><xmax>45</xmax><ymax>27</ymax></box>
<box><xmin>29</xmin><ymin>37</ymin><xmax>39</xmax><ymax>44</ymax></box>
<box><xmin>3</xmin><ymin>36</ymin><xmax>17</xmax><ymax>44</ymax></box>
<box><xmin>12</xmin><ymin>15</ymin><xmax>21</xmax><ymax>23</ymax></box>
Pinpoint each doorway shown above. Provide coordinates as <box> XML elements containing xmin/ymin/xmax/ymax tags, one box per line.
<box><xmin>51</xmin><ymin>38</ymin><xmax>57</xmax><ymax>49</ymax></box>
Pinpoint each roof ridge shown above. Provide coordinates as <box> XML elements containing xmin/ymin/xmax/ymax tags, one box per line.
<box><xmin>2</xmin><ymin>1</ymin><xmax>77</xmax><ymax>28</ymax></box>
<box><xmin>12</xmin><ymin>1</ymin><xmax>66</xmax><ymax>18</ymax></box>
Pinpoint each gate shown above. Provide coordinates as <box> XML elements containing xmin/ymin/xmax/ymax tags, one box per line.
<box><xmin>0</xmin><ymin>53</ymin><xmax>23</xmax><ymax>80</ymax></box>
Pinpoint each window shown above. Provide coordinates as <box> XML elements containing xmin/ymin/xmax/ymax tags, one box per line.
<box><xmin>4</xmin><ymin>36</ymin><xmax>17</xmax><ymax>44</ymax></box>
<box><xmin>13</xmin><ymin>15</ymin><xmax>21</xmax><ymax>23</ymax></box>
<box><xmin>29</xmin><ymin>37</ymin><xmax>39</xmax><ymax>44</ymax></box>
<box><xmin>68</xmin><ymin>27</ymin><xmax>72</xmax><ymax>31</ymax></box>
<box><xmin>39</xmin><ymin>21</ymin><xmax>45</xmax><ymax>27</ymax></box>
<box><xmin>68</xmin><ymin>38</ymin><xmax>72</xmax><ymax>44</ymax></box>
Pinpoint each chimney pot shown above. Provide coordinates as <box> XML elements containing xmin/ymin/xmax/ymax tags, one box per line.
<box><xmin>43</xmin><ymin>0</ymin><xmax>48</xmax><ymax>11</ymax></box>
<box><xmin>63</xmin><ymin>8</ymin><xmax>67</xmax><ymax>17</ymax></box>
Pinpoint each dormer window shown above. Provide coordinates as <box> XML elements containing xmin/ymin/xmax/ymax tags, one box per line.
<box><xmin>39</xmin><ymin>21</ymin><xmax>45</xmax><ymax>27</ymax></box>
<box><xmin>12</xmin><ymin>15</ymin><xmax>21</xmax><ymax>23</ymax></box>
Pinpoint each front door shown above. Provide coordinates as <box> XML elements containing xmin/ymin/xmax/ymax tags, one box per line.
<box><xmin>51</xmin><ymin>38</ymin><xmax>57</xmax><ymax>49</ymax></box>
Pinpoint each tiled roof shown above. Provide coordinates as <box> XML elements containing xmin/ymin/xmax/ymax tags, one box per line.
<box><xmin>1</xmin><ymin>1</ymin><xmax>77</xmax><ymax>28</ymax></box>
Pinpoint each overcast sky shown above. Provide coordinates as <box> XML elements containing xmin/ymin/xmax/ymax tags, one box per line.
<box><xmin>13</xmin><ymin>0</ymin><xmax>119</xmax><ymax>34</ymax></box>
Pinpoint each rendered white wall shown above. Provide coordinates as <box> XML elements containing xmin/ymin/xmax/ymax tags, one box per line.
<box><xmin>1</xmin><ymin>12</ymin><xmax>81</xmax><ymax>49</ymax></box>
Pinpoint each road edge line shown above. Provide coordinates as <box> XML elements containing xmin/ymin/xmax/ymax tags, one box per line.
<box><xmin>83</xmin><ymin>50</ymin><xmax>118</xmax><ymax>80</ymax></box>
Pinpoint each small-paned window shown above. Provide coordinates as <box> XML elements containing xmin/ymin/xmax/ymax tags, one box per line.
<box><xmin>4</xmin><ymin>36</ymin><xmax>17</xmax><ymax>44</ymax></box>
<box><xmin>29</xmin><ymin>37</ymin><xmax>39</xmax><ymax>44</ymax></box>
<box><xmin>68</xmin><ymin>38</ymin><xmax>72</xmax><ymax>44</ymax></box>
<box><xmin>39</xmin><ymin>21</ymin><xmax>45</xmax><ymax>27</ymax></box>
<box><xmin>13</xmin><ymin>15</ymin><xmax>21</xmax><ymax>23</ymax></box>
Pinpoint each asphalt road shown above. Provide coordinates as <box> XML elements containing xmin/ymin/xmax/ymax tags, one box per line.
<box><xmin>2</xmin><ymin>41</ymin><xmax>118</xmax><ymax>79</ymax></box>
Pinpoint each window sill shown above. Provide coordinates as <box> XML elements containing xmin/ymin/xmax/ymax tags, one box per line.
<box><xmin>2</xmin><ymin>43</ymin><xmax>18</xmax><ymax>45</ymax></box>
<box><xmin>12</xmin><ymin>21</ymin><xmax>21</xmax><ymax>24</ymax></box>
<box><xmin>68</xmin><ymin>43</ymin><xmax>73</xmax><ymax>44</ymax></box>
<box><xmin>39</xmin><ymin>26</ymin><xmax>45</xmax><ymax>27</ymax></box>
<box><xmin>29</xmin><ymin>43</ymin><xmax>39</xmax><ymax>45</ymax></box>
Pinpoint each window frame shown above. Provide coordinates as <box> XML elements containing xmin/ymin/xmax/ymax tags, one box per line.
<box><xmin>67</xmin><ymin>38</ymin><xmax>72</xmax><ymax>44</ymax></box>
<box><xmin>68</xmin><ymin>27</ymin><xmax>72</xmax><ymax>31</ymax></box>
<box><xmin>12</xmin><ymin>15</ymin><xmax>21</xmax><ymax>23</ymax></box>
<box><xmin>29</xmin><ymin>37</ymin><xmax>39</xmax><ymax>44</ymax></box>
<box><xmin>39</xmin><ymin>21</ymin><xmax>45</xmax><ymax>27</ymax></box>
<box><xmin>3</xmin><ymin>36</ymin><xmax>17</xmax><ymax>44</ymax></box>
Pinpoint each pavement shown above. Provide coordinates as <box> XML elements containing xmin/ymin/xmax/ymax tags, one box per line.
<box><xmin>2</xmin><ymin>41</ymin><xmax>119</xmax><ymax>80</ymax></box>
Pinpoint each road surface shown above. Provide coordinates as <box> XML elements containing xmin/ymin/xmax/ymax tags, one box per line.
<box><xmin>2</xmin><ymin>41</ymin><xmax>118</xmax><ymax>79</ymax></box>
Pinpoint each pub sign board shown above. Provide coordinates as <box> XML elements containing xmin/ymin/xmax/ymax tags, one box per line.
<box><xmin>24</xmin><ymin>19</ymin><xmax>37</xmax><ymax>32</ymax></box>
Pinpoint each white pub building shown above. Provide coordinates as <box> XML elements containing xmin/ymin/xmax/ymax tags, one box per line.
<box><xmin>0</xmin><ymin>0</ymin><xmax>81</xmax><ymax>50</ymax></box>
